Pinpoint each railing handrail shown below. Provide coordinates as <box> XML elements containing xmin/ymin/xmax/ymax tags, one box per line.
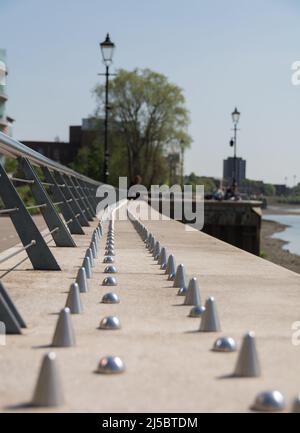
<box><xmin>0</xmin><ymin>131</ymin><xmax>101</xmax><ymax>186</ymax></box>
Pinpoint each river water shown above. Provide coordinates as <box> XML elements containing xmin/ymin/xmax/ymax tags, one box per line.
<box><xmin>263</xmin><ymin>207</ymin><xmax>300</xmax><ymax>255</ymax></box>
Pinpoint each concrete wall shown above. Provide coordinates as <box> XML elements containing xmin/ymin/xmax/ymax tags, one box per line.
<box><xmin>149</xmin><ymin>198</ymin><xmax>262</xmax><ymax>255</ymax></box>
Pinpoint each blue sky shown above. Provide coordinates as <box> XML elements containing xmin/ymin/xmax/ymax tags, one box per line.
<box><xmin>1</xmin><ymin>0</ymin><xmax>300</xmax><ymax>184</ymax></box>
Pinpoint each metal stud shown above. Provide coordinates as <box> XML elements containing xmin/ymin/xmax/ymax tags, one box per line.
<box><xmin>31</xmin><ymin>352</ymin><xmax>64</xmax><ymax>407</ymax></box>
<box><xmin>101</xmin><ymin>292</ymin><xmax>120</xmax><ymax>304</ymax></box>
<box><xmin>104</xmin><ymin>265</ymin><xmax>117</xmax><ymax>274</ymax></box>
<box><xmin>177</xmin><ymin>287</ymin><xmax>188</xmax><ymax>296</ymax></box>
<box><xmin>166</xmin><ymin>254</ymin><xmax>176</xmax><ymax>280</ymax></box>
<box><xmin>199</xmin><ymin>297</ymin><xmax>221</xmax><ymax>332</ymax></box>
<box><xmin>158</xmin><ymin>247</ymin><xmax>167</xmax><ymax>269</ymax></box>
<box><xmin>233</xmin><ymin>331</ymin><xmax>261</xmax><ymax>377</ymax></box>
<box><xmin>251</xmin><ymin>391</ymin><xmax>285</xmax><ymax>412</ymax></box>
<box><xmin>96</xmin><ymin>356</ymin><xmax>125</xmax><ymax>374</ymax></box>
<box><xmin>292</xmin><ymin>395</ymin><xmax>300</xmax><ymax>413</ymax></box>
<box><xmin>83</xmin><ymin>256</ymin><xmax>92</xmax><ymax>279</ymax></box>
<box><xmin>52</xmin><ymin>308</ymin><xmax>76</xmax><ymax>347</ymax></box>
<box><xmin>76</xmin><ymin>267</ymin><xmax>88</xmax><ymax>293</ymax></box>
<box><xmin>173</xmin><ymin>264</ymin><xmax>187</xmax><ymax>289</ymax></box>
<box><xmin>184</xmin><ymin>277</ymin><xmax>201</xmax><ymax>306</ymax></box>
<box><xmin>106</xmin><ymin>249</ymin><xmax>115</xmax><ymax>256</ymax></box>
<box><xmin>65</xmin><ymin>283</ymin><xmax>83</xmax><ymax>314</ymax></box>
<box><xmin>99</xmin><ymin>316</ymin><xmax>121</xmax><ymax>330</ymax></box>
<box><xmin>188</xmin><ymin>305</ymin><xmax>206</xmax><ymax>318</ymax></box>
<box><xmin>102</xmin><ymin>276</ymin><xmax>117</xmax><ymax>286</ymax></box>
<box><xmin>153</xmin><ymin>241</ymin><xmax>161</xmax><ymax>260</ymax></box>
<box><xmin>212</xmin><ymin>336</ymin><xmax>237</xmax><ymax>352</ymax></box>
<box><xmin>103</xmin><ymin>256</ymin><xmax>114</xmax><ymax>264</ymax></box>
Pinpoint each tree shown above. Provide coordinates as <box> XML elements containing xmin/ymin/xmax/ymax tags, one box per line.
<box><xmin>94</xmin><ymin>68</ymin><xmax>191</xmax><ymax>187</ymax></box>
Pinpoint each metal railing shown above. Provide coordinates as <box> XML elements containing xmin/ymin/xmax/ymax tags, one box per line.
<box><xmin>0</xmin><ymin>131</ymin><xmax>102</xmax><ymax>271</ymax></box>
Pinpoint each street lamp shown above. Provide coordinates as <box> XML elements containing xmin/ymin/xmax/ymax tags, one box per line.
<box><xmin>230</xmin><ymin>107</ymin><xmax>240</xmax><ymax>188</ymax></box>
<box><xmin>99</xmin><ymin>33</ymin><xmax>115</xmax><ymax>183</ymax></box>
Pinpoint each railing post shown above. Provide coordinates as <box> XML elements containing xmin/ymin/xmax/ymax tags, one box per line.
<box><xmin>0</xmin><ymin>162</ymin><xmax>60</xmax><ymax>270</ymax></box>
<box><xmin>42</xmin><ymin>167</ymin><xmax>85</xmax><ymax>235</ymax></box>
<box><xmin>55</xmin><ymin>172</ymin><xmax>89</xmax><ymax>227</ymax></box>
<box><xmin>73</xmin><ymin>177</ymin><xmax>96</xmax><ymax>218</ymax></box>
<box><xmin>19</xmin><ymin>157</ymin><xmax>76</xmax><ymax>247</ymax></box>
<box><xmin>67</xmin><ymin>175</ymin><xmax>94</xmax><ymax>221</ymax></box>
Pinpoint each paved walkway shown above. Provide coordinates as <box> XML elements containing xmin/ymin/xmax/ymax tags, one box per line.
<box><xmin>0</xmin><ymin>216</ymin><xmax>46</xmax><ymax>253</ymax></box>
<box><xmin>0</xmin><ymin>202</ymin><xmax>300</xmax><ymax>412</ymax></box>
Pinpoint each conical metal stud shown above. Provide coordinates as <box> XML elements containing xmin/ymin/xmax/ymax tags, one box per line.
<box><xmin>83</xmin><ymin>256</ymin><xmax>92</xmax><ymax>279</ymax></box>
<box><xmin>166</xmin><ymin>254</ymin><xmax>176</xmax><ymax>280</ymax></box>
<box><xmin>233</xmin><ymin>331</ymin><xmax>261</xmax><ymax>377</ymax></box>
<box><xmin>292</xmin><ymin>395</ymin><xmax>300</xmax><ymax>413</ymax></box>
<box><xmin>96</xmin><ymin>356</ymin><xmax>125</xmax><ymax>374</ymax></box>
<box><xmin>99</xmin><ymin>316</ymin><xmax>121</xmax><ymax>330</ymax></box>
<box><xmin>251</xmin><ymin>391</ymin><xmax>285</xmax><ymax>412</ymax></box>
<box><xmin>173</xmin><ymin>264</ymin><xmax>187</xmax><ymax>289</ymax></box>
<box><xmin>146</xmin><ymin>233</ymin><xmax>152</xmax><ymax>247</ymax></box>
<box><xmin>188</xmin><ymin>305</ymin><xmax>206</xmax><ymax>318</ymax></box>
<box><xmin>86</xmin><ymin>248</ymin><xmax>94</xmax><ymax>267</ymax></box>
<box><xmin>212</xmin><ymin>336</ymin><xmax>237</xmax><ymax>352</ymax></box>
<box><xmin>153</xmin><ymin>241</ymin><xmax>161</xmax><ymax>260</ymax></box>
<box><xmin>149</xmin><ymin>236</ymin><xmax>155</xmax><ymax>252</ymax></box>
<box><xmin>52</xmin><ymin>308</ymin><xmax>76</xmax><ymax>347</ymax></box>
<box><xmin>103</xmin><ymin>256</ymin><xmax>114</xmax><ymax>264</ymax></box>
<box><xmin>101</xmin><ymin>292</ymin><xmax>120</xmax><ymax>304</ymax></box>
<box><xmin>102</xmin><ymin>276</ymin><xmax>117</xmax><ymax>286</ymax></box>
<box><xmin>31</xmin><ymin>352</ymin><xmax>64</xmax><ymax>407</ymax></box>
<box><xmin>184</xmin><ymin>277</ymin><xmax>201</xmax><ymax>306</ymax></box>
<box><xmin>158</xmin><ymin>247</ymin><xmax>167</xmax><ymax>269</ymax></box>
<box><xmin>199</xmin><ymin>297</ymin><xmax>221</xmax><ymax>332</ymax></box>
<box><xmin>91</xmin><ymin>241</ymin><xmax>98</xmax><ymax>259</ymax></box>
<box><xmin>104</xmin><ymin>265</ymin><xmax>117</xmax><ymax>274</ymax></box>
<box><xmin>177</xmin><ymin>287</ymin><xmax>188</xmax><ymax>296</ymax></box>
<box><xmin>76</xmin><ymin>267</ymin><xmax>89</xmax><ymax>293</ymax></box>
<box><xmin>65</xmin><ymin>283</ymin><xmax>83</xmax><ymax>314</ymax></box>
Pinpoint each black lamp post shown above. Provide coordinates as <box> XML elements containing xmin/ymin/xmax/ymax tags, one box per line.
<box><xmin>99</xmin><ymin>33</ymin><xmax>115</xmax><ymax>184</ymax></box>
<box><xmin>231</xmin><ymin>107</ymin><xmax>240</xmax><ymax>188</ymax></box>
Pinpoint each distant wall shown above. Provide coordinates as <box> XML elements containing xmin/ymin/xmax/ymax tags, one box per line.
<box><xmin>149</xmin><ymin>198</ymin><xmax>262</xmax><ymax>255</ymax></box>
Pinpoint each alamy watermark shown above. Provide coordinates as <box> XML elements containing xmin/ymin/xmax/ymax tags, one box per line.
<box><xmin>96</xmin><ymin>177</ymin><xmax>204</xmax><ymax>231</ymax></box>
<box><xmin>291</xmin><ymin>61</ymin><xmax>300</xmax><ymax>86</ymax></box>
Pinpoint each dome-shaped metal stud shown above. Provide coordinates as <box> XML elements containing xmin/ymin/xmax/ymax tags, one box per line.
<box><xmin>104</xmin><ymin>265</ymin><xmax>117</xmax><ymax>274</ymax></box>
<box><xmin>99</xmin><ymin>316</ymin><xmax>121</xmax><ymax>330</ymax></box>
<box><xmin>96</xmin><ymin>356</ymin><xmax>125</xmax><ymax>374</ymax></box>
<box><xmin>292</xmin><ymin>395</ymin><xmax>300</xmax><ymax>413</ymax></box>
<box><xmin>103</xmin><ymin>256</ymin><xmax>114</xmax><ymax>264</ymax></box>
<box><xmin>251</xmin><ymin>391</ymin><xmax>286</xmax><ymax>412</ymax></box>
<box><xmin>101</xmin><ymin>292</ymin><xmax>120</xmax><ymax>304</ymax></box>
<box><xmin>102</xmin><ymin>276</ymin><xmax>117</xmax><ymax>286</ymax></box>
<box><xmin>212</xmin><ymin>336</ymin><xmax>237</xmax><ymax>352</ymax></box>
<box><xmin>106</xmin><ymin>249</ymin><xmax>115</xmax><ymax>256</ymax></box>
<box><xmin>188</xmin><ymin>305</ymin><xmax>206</xmax><ymax>318</ymax></box>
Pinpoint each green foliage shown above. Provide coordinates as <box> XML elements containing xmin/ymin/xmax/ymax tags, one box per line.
<box><xmin>93</xmin><ymin>68</ymin><xmax>192</xmax><ymax>187</ymax></box>
<box><xmin>4</xmin><ymin>156</ymin><xmax>18</xmax><ymax>173</ymax></box>
<box><xmin>185</xmin><ymin>172</ymin><xmax>217</xmax><ymax>193</ymax></box>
